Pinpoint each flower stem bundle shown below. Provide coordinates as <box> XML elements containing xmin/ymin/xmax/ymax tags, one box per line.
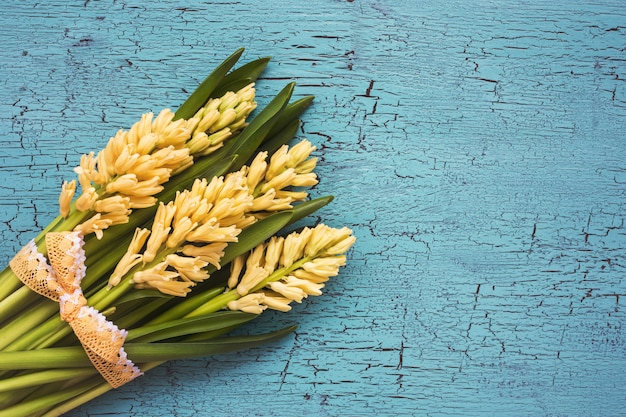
<box><xmin>0</xmin><ymin>49</ymin><xmax>355</xmax><ymax>417</ymax></box>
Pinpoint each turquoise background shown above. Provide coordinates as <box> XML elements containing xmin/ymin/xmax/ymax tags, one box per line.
<box><xmin>1</xmin><ymin>1</ymin><xmax>626</xmax><ymax>416</ymax></box>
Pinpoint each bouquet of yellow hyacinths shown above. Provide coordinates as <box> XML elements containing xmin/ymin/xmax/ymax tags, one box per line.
<box><xmin>0</xmin><ymin>49</ymin><xmax>355</xmax><ymax>416</ymax></box>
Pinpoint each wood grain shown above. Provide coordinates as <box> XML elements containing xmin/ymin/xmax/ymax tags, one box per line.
<box><xmin>1</xmin><ymin>0</ymin><xmax>625</xmax><ymax>415</ymax></box>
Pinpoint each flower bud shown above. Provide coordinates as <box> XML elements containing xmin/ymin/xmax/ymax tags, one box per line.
<box><xmin>59</xmin><ymin>180</ymin><xmax>76</xmax><ymax>218</ymax></box>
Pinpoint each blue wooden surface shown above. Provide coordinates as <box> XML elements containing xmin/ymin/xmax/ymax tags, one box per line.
<box><xmin>1</xmin><ymin>1</ymin><xmax>626</xmax><ymax>416</ymax></box>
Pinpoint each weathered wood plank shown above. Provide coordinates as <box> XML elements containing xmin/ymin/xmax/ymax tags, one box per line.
<box><xmin>1</xmin><ymin>0</ymin><xmax>625</xmax><ymax>415</ymax></box>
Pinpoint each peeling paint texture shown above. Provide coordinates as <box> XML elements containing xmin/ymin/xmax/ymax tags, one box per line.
<box><xmin>1</xmin><ymin>1</ymin><xmax>626</xmax><ymax>416</ymax></box>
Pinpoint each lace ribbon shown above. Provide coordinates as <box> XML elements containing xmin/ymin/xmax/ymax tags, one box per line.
<box><xmin>9</xmin><ymin>231</ymin><xmax>142</xmax><ymax>388</ymax></box>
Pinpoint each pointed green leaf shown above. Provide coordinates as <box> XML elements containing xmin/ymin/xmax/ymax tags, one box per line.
<box><xmin>0</xmin><ymin>378</ymin><xmax>101</xmax><ymax>417</ymax></box>
<box><xmin>220</xmin><ymin>210</ymin><xmax>293</xmax><ymax>266</ymax></box>
<box><xmin>215</xmin><ymin>82</ymin><xmax>295</xmax><ymax>168</ymax></box>
<box><xmin>116</xmin><ymin>289</ymin><xmax>172</xmax><ymax>305</ymax></box>
<box><xmin>267</xmin><ymin>95</ymin><xmax>314</xmax><ymax>138</ymax></box>
<box><xmin>0</xmin><ymin>325</ymin><xmax>297</xmax><ymax>370</ymax></box>
<box><xmin>128</xmin><ymin>311</ymin><xmax>257</xmax><ymax>343</ymax></box>
<box><xmin>0</xmin><ymin>369</ymin><xmax>95</xmax><ymax>393</ymax></box>
<box><xmin>223</xmin><ymin>56</ymin><xmax>271</xmax><ymax>84</ymax></box>
<box><xmin>0</xmin><ymin>348</ymin><xmax>90</xmax><ymax>370</ymax></box>
<box><xmin>258</xmin><ymin>118</ymin><xmax>301</xmax><ymax>156</ymax></box>
<box><xmin>127</xmin><ymin>325</ymin><xmax>297</xmax><ymax>362</ymax></box>
<box><xmin>174</xmin><ymin>48</ymin><xmax>245</xmax><ymax>120</ymax></box>
<box><xmin>289</xmin><ymin>195</ymin><xmax>334</xmax><ymax>225</ymax></box>
<box><xmin>213</xmin><ymin>56</ymin><xmax>271</xmax><ymax>96</ymax></box>
<box><xmin>211</xmin><ymin>77</ymin><xmax>253</xmax><ymax>98</ymax></box>
<box><xmin>180</xmin><ymin>324</ymin><xmax>241</xmax><ymax>342</ymax></box>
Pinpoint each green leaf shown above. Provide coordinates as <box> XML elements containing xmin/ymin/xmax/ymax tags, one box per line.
<box><xmin>289</xmin><ymin>195</ymin><xmax>334</xmax><ymax>225</ymax></box>
<box><xmin>212</xmin><ymin>56</ymin><xmax>271</xmax><ymax>96</ymax></box>
<box><xmin>216</xmin><ymin>82</ymin><xmax>296</xmax><ymax>168</ymax></box>
<box><xmin>267</xmin><ymin>95</ymin><xmax>314</xmax><ymax>138</ymax></box>
<box><xmin>180</xmin><ymin>324</ymin><xmax>241</xmax><ymax>342</ymax></box>
<box><xmin>223</xmin><ymin>56</ymin><xmax>271</xmax><ymax>84</ymax></box>
<box><xmin>0</xmin><ymin>378</ymin><xmax>102</xmax><ymax>417</ymax></box>
<box><xmin>0</xmin><ymin>325</ymin><xmax>297</xmax><ymax>370</ymax></box>
<box><xmin>220</xmin><ymin>210</ymin><xmax>293</xmax><ymax>266</ymax></box>
<box><xmin>258</xmin><ymin>118</ymin><xmax>301</xmax><ymax>156</ymax></box>
<box><xmin>110</xmin><ymin>297</ymin><xmax>170</xmax><ymax>331</ymax></box>
<box><xmin>174</xmin><ymin>48</ymin><xmax>245</xmax><ymax>120</ymax></box>
<box><xmin>251</xmin><ymin>96</ymin><xmax>314</xmax><ymax>162</ymax></box>
<box><xmin>116</xmin><ymin>289</ymin><xmax>173</xmax><ymax>305</ymax></box>
<box><xmin>127</xmin><ymin>325</ymin><xmax>297</xmax><ymax>362</ymax></box>
<box><xmin>128</xmin><ymin>310</ymin><xmax>257</xmax><ymax>343</ymax></box>
<box><xmin>212</xmin><ymin>77</ymin><xmax>253</xmax><ymax>98</ymax></box>
<box><xmin>0</xmin><ymin>369</ymin><xmax>95</xmax><ymax>393</ymax></box>
<box><xmin>0</xmin><ymin>348</ymin><xmax>90</xmax><ymax>370</ymax></box>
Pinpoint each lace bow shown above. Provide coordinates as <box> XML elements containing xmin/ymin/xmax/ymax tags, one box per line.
<box><xmin>10</xmin><ymin>231</ymin><xmax>142</xmax><ymax>388</ymax></box>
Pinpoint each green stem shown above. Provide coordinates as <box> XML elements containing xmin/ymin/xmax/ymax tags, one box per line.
<box><xmin>0</xmin><ymin>347</ymin><xmax>88</xmax><ymax>370</ymax></box>
<box><xmin>38</xmin><ymin>362</ymin><xmax>162</xmax><ymax>417</ymax></box>
<box><xmin>0</xmin><ymin>324</ymin><xmax>297</xmax><ymax>370</ymax></box>
<box><xmin>34</xmin><ymin>212</ymin><xmax>67</xmax><ymax>243</ymax></box>
<box><xmin>127</xmin><ymin>310</ymin><xmax>255</xmax><ymax>343</ymax></box>
<box><xmin>251</xmin><ymin>256</ymin><xmax>311</xmax><ymax>293</ymax></box>
<box><xmin>0</xmin><ymin>385</ymin><xmax>42</xmax><ymax>410</ymax></box>
<box><xmin>0</xmin><ymin>302</ymin><xmax>58</xmax><ymax>351</ymax></box>
<box><xmin>0</xmin><ymin>368</ymin><xmax>95</xmax><ymax>393</ymax></box>
<box><xmin>0</xmin><ymin>285</ymin><xmax>39</xmax><ymax>325</ymax></box>
<box><xmin>21</xmin><ymin>317</ymin><xmax>69</xmax><ymax>351</ymax></box>
<box><xmin>0</xmin><ymin>267</ymin><xmax>20</xmax><ymax>302</ymax></box>
<box><xmin>0</xmin><ymin>376</ymin><xmax>101</xmax><ymax>417</ymax></box>
<box><xmin>184</xmin><ymin>289</ymin><xmax>240</xmax><ymax>318</ymax></box>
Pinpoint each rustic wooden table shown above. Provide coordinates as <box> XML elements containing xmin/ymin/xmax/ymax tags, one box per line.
<box><xmin>1</xmin><ymin>1</ymin><xmax>625</xmax><ymax>416</ymax></box>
